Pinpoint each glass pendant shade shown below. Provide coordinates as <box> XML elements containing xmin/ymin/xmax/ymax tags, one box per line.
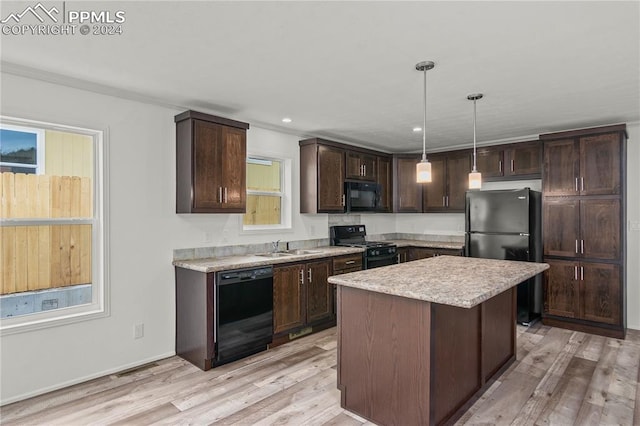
<box><xmin>417</xmin><ymin>160</ymin><xmax>432</xmax><ymax>183</ymax></box>
<box><xmin>468</xmin><ymin>170</ymin><xmax>482</xmax><ymax>189</ymax></box>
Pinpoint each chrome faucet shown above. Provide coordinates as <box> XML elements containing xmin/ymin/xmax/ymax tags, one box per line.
<box><xmin>271</xmin><ymin>240</ymin><xmax>281</xmax><ymax>253</ymax></box>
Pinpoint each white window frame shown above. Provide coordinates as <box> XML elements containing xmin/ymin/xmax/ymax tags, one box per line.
<box><xmin>0</xmin><ymin>116</ymin><xmax>110</xmax><ymax>336</ymax></box>
<box><xmin>242</xmin><ymin>154</ymin><xmax>292</xmax><ymax>233</ymax></box>
<box><xmin>0</xmin><ymin>122</ymin><xmax>46</xmax><ymax>174</ymax></box>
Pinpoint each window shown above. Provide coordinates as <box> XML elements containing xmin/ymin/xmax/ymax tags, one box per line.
<box><xmin>243</xmin><ymin>156</ymin><xmax>291</xmax><ymax>231</ymax></box>
<box><xmin>0</xmin><ymin>124</ymin><xmax>45</xmax><ymax>174</ymax></box>
<box><xmin>0</xmin><ymin>117</ymin><xmax>107</xmax><ymax>335</ymax></box>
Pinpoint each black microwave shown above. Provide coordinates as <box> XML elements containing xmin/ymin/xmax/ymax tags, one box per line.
<box><xmin>345</xmin><ymin>181</ymin><xmax>381</xmax><ymax>212</ymax></box>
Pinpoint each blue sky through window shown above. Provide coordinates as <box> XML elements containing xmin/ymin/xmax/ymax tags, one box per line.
<box><xmin>0</xmin><ymin>129</ymin><xmax>37</xmax><ymax>164</ymax></box>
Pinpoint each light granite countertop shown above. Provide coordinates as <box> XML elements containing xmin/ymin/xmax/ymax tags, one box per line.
<box><xmin>172</xmin><ymin>239</ymin><xmax>466</xmax><ymax>273</ymax></box>
<box><xmin>173</xmin><ymin>246</ymin><xmax>364</xmax><ymax>273</ymax></box>
<box><xmin>328</xmin><ymin>255</ymin><xmax>549</xmax><ymax>309</ymax></box>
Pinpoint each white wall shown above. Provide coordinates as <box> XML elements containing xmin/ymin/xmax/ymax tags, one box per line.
<box><xmin>0</xmin><ymin>73</ymin><xmax>327</xmax><ymax>404</ymax></box>
<box><xmin>625</xmin><ymin>123</ymin><xmax>639</xmax><ymax>331</ymax></box>
<box><xmin>1</xmin><ymin>73</ymin><xmax>638</xmax><ymax>404</ymax></box>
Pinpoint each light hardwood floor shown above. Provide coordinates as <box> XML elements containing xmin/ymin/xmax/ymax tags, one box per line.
<box><xmin>2</xmin><ymin>323</ymin><xmax>639</xmax><ymax>425</ymax></box>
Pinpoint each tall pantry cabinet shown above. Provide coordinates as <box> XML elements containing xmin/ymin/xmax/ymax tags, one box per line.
<box><xmin>541</xmin><ymin>124</ymin><xmax>627</xmax><ymax>338</ymax></box>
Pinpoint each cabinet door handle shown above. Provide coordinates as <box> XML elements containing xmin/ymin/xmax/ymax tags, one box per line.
<box><xmin>443</xmin><ymin>196</ymin><xmax>446</xmax><ymax>207</ymax></box>
<box><xmin>341</xmin><ymin>194</ymin><xmax>345</xmax><ymax>207</ymax></box>
<box><xmin>511</xmin><ymin>159</ymin><xmax>515</xmax><ymax>172</ymax></box>
<box><xmin>218</xmin><ymin>187</ymin><xmax>223</xmax><ymax>203</ymax></box>
<box><xmin>299</xmin><ymin>269</ymin><xmax>304</xmax><ymax>285</ymax></box>
<box><xmin>364</xmin><ymin>164</ymin><xmax>367</xmax><ymax>176</ymax></box>
<box><xmin>580</xmin><ymin>266</ymin><xmax>584</xmax><ymax>281</ymax></box>
<box><xmin>224</xmin><ymin>187</ymin><xmax>228</xmax><ymax>203</ymax></box>
<box><xmin>345</xmin><ymin>260</ymin><xmax>356</xmax><ymax>265</ymax></box>
<box><xmin>499</xmin><ymin>160</ymin><xmax>502</xmax><ymax>173</ymax></box>
<box><xmin>446</xmin><ymin>196</ymin><xmax>449</xmax><ymax>207</ymax></box>
<box><xmin>575</xmin><ymin>239</ymin><xmax>579</xmax><ymax>254</ymax></box>
<box><xmin>574</xmin><ymin>265</ymin><xmax>578</xmax><ymax>280</ymax></box>
<box><xmin>575</xmin><ymin>178</ymin><xmax>579</xmax><ymax>192</ymax></box>
<box><xmin>580</xmin><ymin>177</ymin><xmax>584</xmax><ymax>192</ymax></box>
<box><xmin>580</xmin><ymin>239</ymin><xmax>584</xmax><ymax>254</ymax></box>
<box><xmin>308</xmin><ymin>268</ymin><xmax>312</xmax><ymax>283</ymax></box>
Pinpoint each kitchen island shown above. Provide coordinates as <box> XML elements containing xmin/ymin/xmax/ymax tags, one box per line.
<box><xmin>328</xmin><ymin>255</ymin><xmax>549</xmax><ymax>426</ymax></box>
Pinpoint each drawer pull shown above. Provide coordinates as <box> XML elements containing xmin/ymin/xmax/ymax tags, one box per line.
<box><xmin>345</xmin><ymin>260</ymin><xmax>356</xmax><ymax>265</ymax></box>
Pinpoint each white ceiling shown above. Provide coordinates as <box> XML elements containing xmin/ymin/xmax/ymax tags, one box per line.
<box><xmin>1</xmin><ymin>1</ymin><xmax>639</xmax><ymax>153</ymax></box>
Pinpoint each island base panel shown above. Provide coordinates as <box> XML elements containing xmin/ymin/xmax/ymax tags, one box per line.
<box><xmin>337</xmin><ymin>286</ymin><xmax>516</xmax><ymax>425</ymax></box>
<box><xmin>338</xmin><ymin>286</ymin><xmax>431</xmax><ymax>425</ymax></box>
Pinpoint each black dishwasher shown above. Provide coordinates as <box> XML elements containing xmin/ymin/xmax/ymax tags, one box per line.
<box><xmin>215</xmin><ymin>266</ymin><xmax>273</xmax><ymax>366</ymax></box>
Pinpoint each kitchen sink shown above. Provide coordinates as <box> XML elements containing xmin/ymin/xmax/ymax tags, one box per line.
<box><xmin>285</xmin><ymin>249</ymin><xmax>323</xmax><ymax>255</ymax></box>
<box><xmin>256</xmin><ymin>252</ymin><xmax>294</xmax><ymax>258</ymax></box>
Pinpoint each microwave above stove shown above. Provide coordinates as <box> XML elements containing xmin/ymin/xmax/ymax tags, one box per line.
<box><xmin>344</xmin><ymin>181</ymin><xmax>381</xmax><ymax>212</ymax></box>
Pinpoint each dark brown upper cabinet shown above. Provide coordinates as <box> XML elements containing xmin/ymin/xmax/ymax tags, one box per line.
<box><xmin>475</xmin><ymin>146</ymin><xmax>505</xmax><ymax>178</ymax></box>
<box><xmin>423</xmin><ymin>150</ymin><xmax>471</xmax><ymax>212</ymax></box>
<box><xmin>473</xmin><ymin>140</ymin><xmax>541</xmax><ymax>181</ymax></box>
<box><xmin>376</xmin><ymin>155</ymin><xmax>393</xmax><ymax>212</ymax></box>
<box><xmin>393</xmin><ymin>155</ymin><xmax>422</xmax><ymax>212</ymax></box>
<box><xmin>346</xmin><ymin>151</ymin><xmax>376</xmax><ymax>181</ymax></box>
<box><xmin>299</xmin><ymin>139</ymin><xmax>346</xmax><ymax>213</ymax></box>
<box><xmin>175</xmin><ymin>110</ymin><xmax>249</xmax><ymax>213</ymax></box>
<box><xmin>505</xmin><ymin>141</ymin><xmax>541</xmax><ymax>178</ymax></box>
<box><xmin>542</xmin><ymin>127</ymin><xmax>624</xmax><ymax>196</ymax></box>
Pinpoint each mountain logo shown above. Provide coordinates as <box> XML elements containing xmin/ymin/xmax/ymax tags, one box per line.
<box><xmin>1</xmin><ymin>2</ymin><xmax>60</xmax><ymax>24</ymax></box>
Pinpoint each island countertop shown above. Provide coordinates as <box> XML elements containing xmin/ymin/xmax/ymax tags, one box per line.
<box><xmin>328</xmin><ymin>255</ymin><xmax>549</xmax><ymax>309</ymax></box>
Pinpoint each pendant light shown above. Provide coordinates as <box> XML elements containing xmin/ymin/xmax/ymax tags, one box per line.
<box><xmin>467</xmin><ymin>93</ymin><xmax>483</xmax><ymax>189</ymax></box>
<box><xmin>416</xmin><ymin>61</ymin><xmax>435</xmax><ymax>183</ymax></box>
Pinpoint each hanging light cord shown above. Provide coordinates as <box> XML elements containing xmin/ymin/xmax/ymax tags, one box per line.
<box><xmin>422</xmin><ymin>67</ymin><xmax>427</xmax><ymax>161</ymax></box>
<box><xmin>472</xmin><ymin>97</ymin><xmax>477</xmax><ymax>171</ymax></box>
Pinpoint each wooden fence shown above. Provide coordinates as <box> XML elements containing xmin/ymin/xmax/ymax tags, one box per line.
<box><xmin>0</xmin><ymin>173</ymin><xmax>93</xmax><ymax>295</ymax></box>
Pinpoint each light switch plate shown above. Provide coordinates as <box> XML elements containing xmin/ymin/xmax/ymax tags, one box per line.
<box><xmin>629</xmin><ymin>220</ymin><xmax>640</xmax><ymax>231</ymax></box>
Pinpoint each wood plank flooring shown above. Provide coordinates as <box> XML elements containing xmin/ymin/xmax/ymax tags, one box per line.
<box><xmin>1</xmin><ymin>323</ymin><xmax>639</xmax><ymax>425</ymax></box>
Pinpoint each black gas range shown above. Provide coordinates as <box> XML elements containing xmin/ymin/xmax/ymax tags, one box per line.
<box><xmin>330</xmin><ymin>225</ymin><xmax>398</xmax><ymax>269</ymax></box>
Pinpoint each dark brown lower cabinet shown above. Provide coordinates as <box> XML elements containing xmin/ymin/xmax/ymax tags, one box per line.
<box><xmin>273</xmin><ymin>264</ymin><xmax>305</xmax><ymax>334</ymax></box>
<box><xmin>409</xmin><ymin>247</ymin><xmax>463</xmax><ymax>261</ymax></box>
<box><xmin>272</xmin><ymin>259</ymin><xmax>333</xmax><ymax>345</ymax></box>
<box><xmin>331</xmin><ymin>254</ymin><xmax>364</xmax><ymax>316</ymax></box>
<box><xmin>543</xmin><ymin>258</ymin><xmax>622</xmax><ymax>337</ymax></box>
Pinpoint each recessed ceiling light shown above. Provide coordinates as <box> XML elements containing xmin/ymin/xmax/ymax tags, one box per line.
<box><xmin>413</xmin><ymin>127</ymin><xmax>422</xmax><ymax>132</ymax></box>
<box><xmin>282</xmin><ymin>117</ymin><xmax>292</xmax><ymax>123</ymax></box>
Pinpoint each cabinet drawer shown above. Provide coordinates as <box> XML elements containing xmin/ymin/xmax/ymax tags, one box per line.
<box><xmin>333</xmin><ymin>254</ymin><xmax>363</xmax><ymax>273</ymax></box>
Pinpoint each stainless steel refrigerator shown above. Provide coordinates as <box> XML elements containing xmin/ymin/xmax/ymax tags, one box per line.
<box><xmin>465</xmin><ymin>188</ymin><xmax>542</xmax><ymax>325</ymax></box>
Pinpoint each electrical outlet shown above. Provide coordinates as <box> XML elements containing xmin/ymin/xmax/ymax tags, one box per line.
<box><xmin>629</xmin><ymin>220</ymin><xmax>640</xmax><ymax>232</ymax></box>
<box><xmin>134</xmin><ymin>323</ymin><xmax>144</xmax><ymax>339</ymax></box>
